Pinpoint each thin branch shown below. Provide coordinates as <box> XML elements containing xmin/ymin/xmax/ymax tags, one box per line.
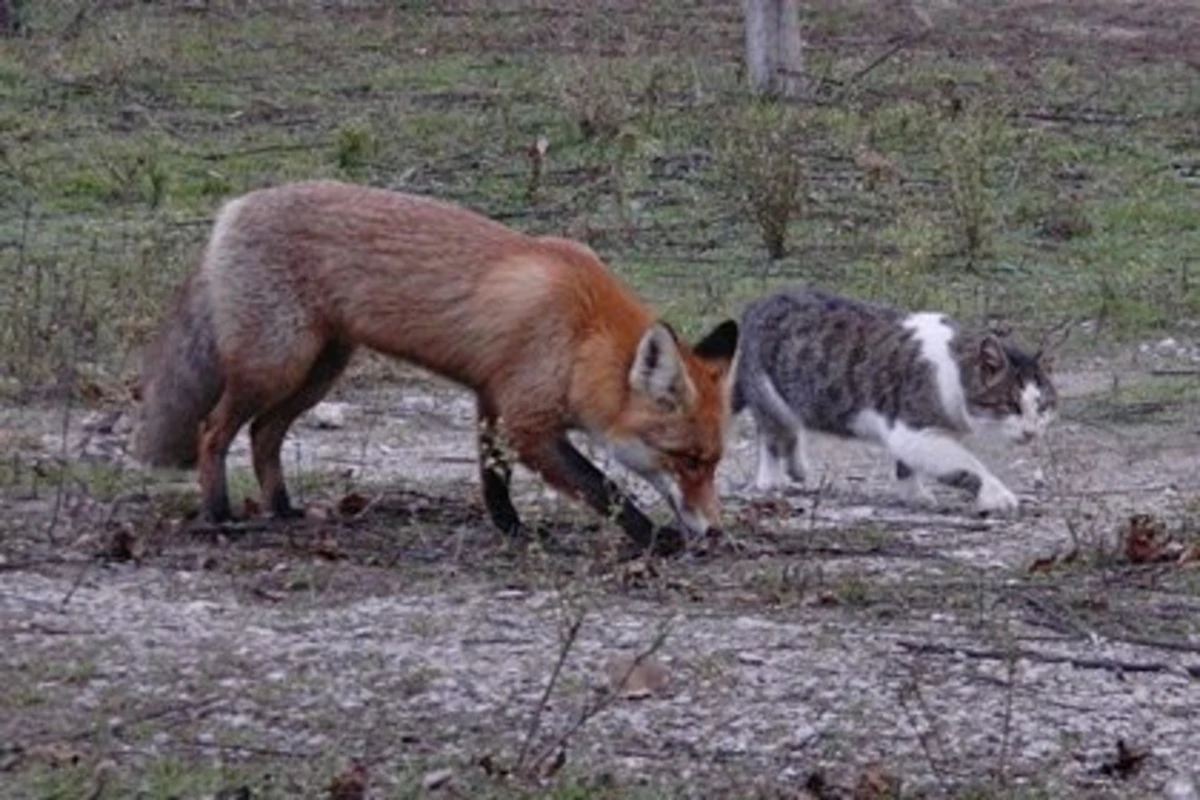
<box><xmin>515</xmin><ymin>611</ymin><xmax>585</xmax><ymax>771</ymax></box>
<box><xmin>897</xmin><ymin>639</ymin><xmax>1200</xmax><ymax>678</ymax></box>
<box><xmin>528</xmin><ymin>622</ymin><xmax>672</xmax><ymax>775</ymax></box>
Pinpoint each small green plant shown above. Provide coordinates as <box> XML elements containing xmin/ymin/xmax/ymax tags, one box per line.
<box><xmin>935</xmin><ymin>99</ymin><xmax>1014</xmax><ymax>267</ymax></box>
<box><xmin>716</xmin><ymin>101</ymin><xmax>810</xmax><ymax>260</ymax></box>
<box><xmin>557</xmin><ymin>59</ymin><xmax>631</xmax><ymax>142</ymax></box>
<box><xmin>334</xmin><ymin>122</ymin><xmax>373</xmax><ymax>173</ymax></box>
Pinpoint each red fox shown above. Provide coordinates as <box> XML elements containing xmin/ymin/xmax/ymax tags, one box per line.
<box><xmin>136</xmin><ymin>181</ymin><xmax>738</xmax><ymax>551</ymax></box>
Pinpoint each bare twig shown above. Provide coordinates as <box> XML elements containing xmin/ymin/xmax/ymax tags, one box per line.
<box><xmin>527</xmin><ymin>621</ymin><xmax>672</xmax><ymax>775</ymax></box>
<box><xmin>897</xmin><ymin>665</ymin><xmax>954</xmax><ymax>794</ymax></box>
<box><xmin>515</xmin><ymin>611</ymin><xmax>585</xmax><ymax>772</ymax></box>
<box><xmin>837</xmin><ymin>29</ymin><xmax>933</xmax><ymax>98</ymax></box>
<box><xmin>897</xmin><ymin>639</ymin><xmax>1200</xmax><ymax>678</ymax></box>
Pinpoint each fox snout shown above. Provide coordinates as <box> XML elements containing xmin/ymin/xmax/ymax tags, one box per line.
<box><xmin>672</xmin><ymin>468</ymin><xmax>721</xmax><ymax>536</ymax></box>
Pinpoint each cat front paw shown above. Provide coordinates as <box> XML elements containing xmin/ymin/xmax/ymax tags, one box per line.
<box><xmin>976</xmin><ymin>480</ymin><xmax>1019</xmax><ymax>515</ymax></box>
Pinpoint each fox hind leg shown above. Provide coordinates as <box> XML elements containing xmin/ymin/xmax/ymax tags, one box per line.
<box><xmin>198</xmin><ymin>386</ymin><xmax>261</xmax><ymax>523</ymax></box>
<box><xmin>249</xmin><ymin>341</ymin><xmax>354</xmax><ymax>518</ymax></box>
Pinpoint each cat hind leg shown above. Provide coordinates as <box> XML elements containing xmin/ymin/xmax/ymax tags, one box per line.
<box><xmin>877</xmin><ymin>422</ymin><xmax>1018</xmax><ymax>515</ymax></box>
<box><xmin>754</xmin><ymin>423</ymin><xmax>790</xmax><ymax>491</ymax></box>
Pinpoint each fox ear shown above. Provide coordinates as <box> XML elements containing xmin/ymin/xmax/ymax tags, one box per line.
<box><xmin>692</xmin><ymin>320</ymin><xmax>739</xmax><ymax>373</ymax></box>
<box><xmin>631</xmin><ymin>323</ymin><xmax>695</xmax><ymax>409</ymax></box>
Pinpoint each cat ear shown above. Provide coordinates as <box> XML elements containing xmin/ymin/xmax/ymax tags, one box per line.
<box><xmin>1034</xmin><ymin>348</ymin><xmax>1054</xmax><ymax>373</ymax></box>
<box><xmin>979</xmin><ymin>336</ymin><xmax>1009</xmax><ymax>383</ymax></box>
<box><xmin>692</xmin><ymin>319</ymin><xmax>739</xmax><ymax>375</ymax></box>
<box><xmin>630</xmin><ymin>322</ymin><xmax>695</xmax><ymax>409</ymax></box>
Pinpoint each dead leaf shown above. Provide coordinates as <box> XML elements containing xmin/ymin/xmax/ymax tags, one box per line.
<box><xmin>853</xmin><ymin>761</ymin><xmax>900</xmax><ymax>799</ymax></box>
<box><xmin>1028</xmin><ymin>554</ymin><xmax>1058</xmax><ymax>574</ymax></box>
<box><xmin>251</xmin><ymin>585</ymin><xmax>287</xmax><ymax>603</ymax></box>
<box><xmin>476</xmin><ymin>754</ymin><xmax>509</xmax><ymax>778</ymax></box>
<box><xmin>312</xmin><ymin>531</ymin><xmax>343</xmax><ymax>561</ymax></box>
<box><xmin>241</xmin><ymin>497</ymin><xmax>262</xmax><ymax>518</ymax></box>
<box><xmin>337</xmin><ymin>492</ymin><xmax>369</xmax><ymax>517</ymax></box>
<box><xmin>1178</xmin><ymin>543</ymin><xmax>1200</xmax><ymax>567</ymax></box>
<box><xmin>1125</xmin><ymin>514</ymin><xmax>1171</xmax><ymax>564</ymax></box>
<box><xmin>103</xmin><ymin>525</ymin><xmax>145</xmax><ymax>563</ymax></box>
<box><xmin>328</xmin><ymin>760</ymin><xmax>368</xmax><ymax>800</ymax></box>
<box><xmin>618</xmin><ymin>558</ymin><xmax>659</xmax><ymax>588</ymax></box>
<box><xmin>540</xmin><ymin>747</ymin><xmax>566</xmax><ymax>780</ymax></box>
<box><xmin>1098</xmin><ymin>738</ymin><xmax>1148</xmax><ymax>779</ymax></box>
<box><xmin>21</xmin><ymin>742</ymin><xmax>83</xmax><ymax>769</ymax></box>
<box><xmin>604</xmin><ymin>654</ymin><xmax>671</xmax><ymax>699</ymax></box>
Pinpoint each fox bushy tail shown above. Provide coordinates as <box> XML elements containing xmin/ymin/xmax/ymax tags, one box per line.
<box><xmin>134</xmin><ymin>270</ymin><xmax>222</xmax><ymax>468</ymax></box>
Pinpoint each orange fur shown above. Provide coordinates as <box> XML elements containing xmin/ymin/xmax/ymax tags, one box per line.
<box><xmin>137</xmin><ymin>181</ymin><xmax>738</xmax><ymax>550</ymax></box>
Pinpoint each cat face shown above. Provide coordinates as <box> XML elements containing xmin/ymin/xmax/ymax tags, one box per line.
<box><xmin>966</xmin><ymin>337</ymin><xmax>1057</xmax><ymax>443</ymax></box>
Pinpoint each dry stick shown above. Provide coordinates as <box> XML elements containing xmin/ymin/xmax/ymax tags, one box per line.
<box><xmin>528</xmin><ymin>622</ymin><xmax>672</xmax><ymax>775</ymax></box>
<box><xmin>897</xmin><ymin>669</ymin><xmax>954</xmax><ymax>795</ymax></box>
<box><xmin>515</xmin><ymin>611</ymin><xmax>585</xmax><ymax>772</ymax></box>
<box><xmin>996</xmin><ymin>647</ymin><xmax>1019</xmax><ymax>790</ymax></box>
<box><xmin>897</xmin><ymin>640</ymin><xmax>1200</xmax><ymax>678</ymax></box>
<box><xmin>46</xmin><ymin>237</ymin><xmax>94</xmax><ymax>545</ymax></box>
<box><xmin>25</xmin><ymin>694</ymin><xmax>228</xmax><ymax>752</ymax></box>
<box><xmin>836</xmin><ymin>29</ymin><xmax>933</xmax><ymax>99</ymax></box>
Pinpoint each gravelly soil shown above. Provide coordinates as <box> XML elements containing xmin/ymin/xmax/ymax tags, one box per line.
<box><xmin>2</xmin><ymin>353</ymin><xmax>1200</xmax><ymax>798</ymax></box>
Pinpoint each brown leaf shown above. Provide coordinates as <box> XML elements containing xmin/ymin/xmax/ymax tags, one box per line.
<box><xmin>604</xmin><ymin>654</ymin><xmax>671</xmax><ymax>699</ymax></box>
<box><xmin>312</xmin><ymin>531</ymin><xmax>343</xmax><ymax>561</ymax></box>
<box><xmin>241</xmin><ymin>497</ymin><xmax>262</xmax><ymax>518</ymax></box>
<box><xmin>540</xmin><ymin>747</ymin><xmax>566</xmax><ymax>779</ymax></box>
<box><xmin>1028</xmin><ymin>554</ymin><xmax>1058</xmax><ymax>574</ymax></box>
<box><xmin>476</xmin><ymin>754</ymin><xmax>509</xmax><ymax>778</ymax></box>
<box><xmin>337</xmin><ymin>492</ymin><xmax>369</xmax><ymax>517</ymax></box>
<box><xmin>1125</xmin><ymin>514</ymin><xmax>1171</xmax><ymax>564</ymax></box>
<box><xmin>103</xmin><ymin>525</ymin><xmax>146</xmax><ymax>563</ymax></box>
<box><xmin>853</xmin><ymin>761</ymin><xmax>900</xmax><ymax>800</ymax></box>
<box><xmin>619</xmin><ymin>558</ymin><xmax>659</xmax><ymax>589</ymax></box>
<box><xmin>328</xmin><ymin>760</ymin><xmax>368</xmax><ymax>800</ymax></box>
<box><xmin>22</xmin><ymin>742</ymin><xmax>84</xmax><ymax>769</ymax></box>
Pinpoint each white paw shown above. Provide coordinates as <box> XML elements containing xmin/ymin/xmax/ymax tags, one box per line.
<box><xmin>753</xmin><ymin>460</ymin><xmax>789</xmax><ymax>493</ymax></box>
<box><xmin>976</xmin><ymin>480</ymin><xmax>1019</xmax><ymax>515</ymax></box>
<box><xmin>786</xmin><ymin>455</ymin><xmax>812</xmax><ymax>485</ymax></box>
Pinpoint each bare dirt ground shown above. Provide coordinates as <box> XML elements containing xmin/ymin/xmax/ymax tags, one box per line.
<box><xmin>2</xmin><ymin>347</ymin><xmax>1200</xmax><ymax>798</ymax></box>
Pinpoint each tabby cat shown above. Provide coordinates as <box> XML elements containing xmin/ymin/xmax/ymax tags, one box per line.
<box><xmin>733</xmin><ymin>287</ymin><xmax>1057</xmax><ymax>514</ymax></box>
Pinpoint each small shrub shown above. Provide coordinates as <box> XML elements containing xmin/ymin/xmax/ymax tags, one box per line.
<box><xmin>715</xmin><ymin>101</ymin><xmax>810</xmax><ymax>260</ymax></box>
<box><xmin>557</xmin><ymin>60</ymin><xmax>630</xmax><ymax>142</ymax></box>
<box><xmin>334</xmin><ymin>122</ymin><xmax>373</xmax><ymax>173</ymax></box>
<box><xmin>935</xmin><ymin>100</ymin><xmax>1015</xmax><ymax>267</ymax></box>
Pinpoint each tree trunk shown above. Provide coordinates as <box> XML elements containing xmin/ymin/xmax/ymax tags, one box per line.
<box><xmin>0</xmin><ymin>0</ymin><xmax>15</xmax><ymax>36</ymax></box>
<box><xmin>743</xmin><ymin>0</ymin><xmax>805</xmax><ymax>98</ymax></box>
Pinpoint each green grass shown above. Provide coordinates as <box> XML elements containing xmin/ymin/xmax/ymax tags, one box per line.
<box><xmin>0</xmin><ymin>0</ymin><xmax>1196</xmax><ymax>401</ymax></box>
